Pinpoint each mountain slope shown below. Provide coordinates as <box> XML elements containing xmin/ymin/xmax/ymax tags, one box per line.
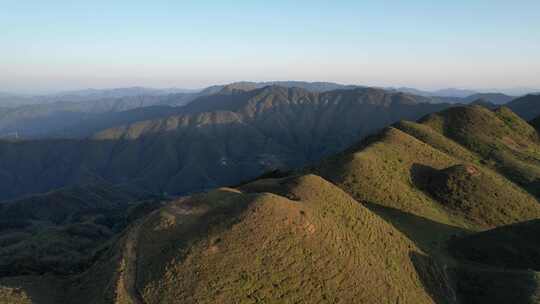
<box><xmin>2</xmin><ymin>104</ymin><xmax>540</xmax><ymax>303</ymax></box>
<box><xmin>448</xmin><ymin>220</ymin><xmax>540</xmax><ymax>304</ymax></box>
<box><xmin>507</xmin><ymin>94</ymin><xmax>540</xmax><ymax>120</ymax></box>
<box><xmin>0</xmin><ymin>86</ymin><xmax>451</xmax><ymax>201</ymax></box>
<box><xmin>133</xmin><ymin>175</ymin><xmax>452</xmax><ymax>304</ymax></box>
<box><xmin>311</xmin><ymin>105</ymin><xmax>540</xmax><ymax>256</ymax></box>
<box><xmin>309</xmin><ymin>105</ymin><xmax>540</xmax><ymax>303</ymax></box>
<box><xmin>2</xmin><ymin>175</ymin><xmax>454</xmax><ymax>304</ymax></box>
<box><xmin>0</xmin><ymin>94</ymin><xmax>194</xmax><ymax>139</ymax></box>
<box><xmin>531</xmin><ymin>115</ymin><xmax>540</xmax><ymax>132</ymax></box>
<box><xmin>0</xmin><ymin>83</ymin><xmax>463</xmax><ymax>140</ymax></box>
<box><xmin>0</xmin><ymin>183</ymin><xmax>155</xmax><ymax>277</ymax></box>
<box><xmin>418</xmin><ymin>106</ymin><xmax>540</xmax><ymax>196</ymax></box>
<box><xmin>117</xmin><ymin>104</ymin><xmax>540</xmax><ymax>303</ymax></box>
<box><xmin>449</xmin><ymin>219</ymin><xmax>540</xmax><ymax>270</ymax></box>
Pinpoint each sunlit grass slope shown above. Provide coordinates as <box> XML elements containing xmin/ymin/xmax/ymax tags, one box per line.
<box><xmin>133</xmin><ymin>175</ymin><xmax>453</xmax><ymax>304</ymax></box>
<box><xmin>315</xmin><ymin>105</ymin><xmax>540</xmax><ymax>235</ymax></box>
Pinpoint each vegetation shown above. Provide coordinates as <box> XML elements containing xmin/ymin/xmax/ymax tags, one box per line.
<box><xmin>2</xmin><ymin>104</ymin><xmax>540</xmax><ymax>303</ymax></box>
<box><xmin>132</xmin><ymin>175</ymin><xmax>451</xmax><ymax>304</ymax></box>
<box><xmin>0</xmin><ymin>86</ymin><xmax>452</xmax><ymax>201</ymax></box>
<box><xmin>0</xmin><ymin>183</ymin><xmax>157</xmax><ymax>277</ymax></box>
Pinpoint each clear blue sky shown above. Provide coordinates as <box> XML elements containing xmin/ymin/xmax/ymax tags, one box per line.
<box><xmin>1</xmin><ymin>0</ymin><xmax>539</xmax><ymax>93</ymax></box>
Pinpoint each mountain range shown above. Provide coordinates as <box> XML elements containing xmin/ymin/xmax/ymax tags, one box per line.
<box><xmin>391</xmin><ymin>87</ymin><xmax>540</xmax><ymax>98</ymax></box>
<box><xmin>0</xmin><ymin>82</ymin><xmax>529</xmax><ymax>140</ymax></box>
<box><xmin>1</xmin><ymin>83</ymin><xmax>540</xmax><ymax>303</ymax></box>
<box><xmin>1</xmin><ymin>102</ymin><xmax>540</xmax><ymax>303</ymax></box>
<box><xmin>0</xmin><ymin>86</ymin><xmax>452</xmax><ymax>201</ymax></box>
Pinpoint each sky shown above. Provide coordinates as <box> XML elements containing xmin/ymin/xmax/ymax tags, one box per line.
<box><xmin>1</xmin><ymin>0</ymin><xmax>539</xmax><ymax>93</ymax></box>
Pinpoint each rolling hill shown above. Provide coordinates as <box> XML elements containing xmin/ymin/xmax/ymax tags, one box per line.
<box><xmin>314</xmin><ymin>105</ymin><xmax>540</xmax><ymax>230</ymax></box>
<box><xmin>310</xmin><ymin>104</ymin><xmax>540</xmax><ymax>303</ymax></box>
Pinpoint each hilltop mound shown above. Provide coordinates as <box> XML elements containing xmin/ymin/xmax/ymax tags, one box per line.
<box><xmin>419</xmin><ymin>105</ymin><xmax>538</xmax><ymax>149</ymax></box>
<box><xmin>127</xmin><ymin>174</ymin><xmax>453</xmax><ymax>304</ymax></box>
<box><xmin>419</xmin><ymin>105</ymin><xmax>540</xmax><ymax>196</ymax></box>
<box><xmin>314</xmin><ymin>105</ymin><xmax>540</xmax><ymax>243</ymax></box>
<box><xmin>2</xmin><ymin>174</ymin><xmax>453</xmax><ymax>303</ymax></box>
<box><xmin>417</xmin><ymin>163</ymin><xmax>540</xmax><ymax>227</ymax></box>
<box><xmin>309</xmin><ymin>105</ymin><xmax>540</xmax><ymax>303</ymax></box>
<box><xmin>315</xmin><ymin>126</ymin><xmax>464</xmax><ymax>229</ymax></box>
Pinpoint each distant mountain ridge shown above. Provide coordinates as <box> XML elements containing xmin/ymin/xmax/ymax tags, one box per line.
<box><xmin>389</xmin><ymin>87</ymin><xmax>478</xmax><ymax>98</ymax></box>
<box><xmin>198</xmin><ymin>81</ymin><xmax>363</xmax><ymax>95</ymax></box>
<box><xmin>0</xmin><ymin>85</ymin><xmax>451</xmax><ymax>201</ymax></box>
<box><xmin>0</xmin><ymin>83</ymin><xmax>454</xmax><ymax>140</ymax></box>
<box><xmin>0</xmin><ymin>82</ymin><xmax>529</xmax><ymax>140</ymax></box>
<box><xmin>462</xmin><ymin>93</ymin><xmax>514</xmax><ymax>104</ymax></box>
<box><xmin>506</xmin><ymin>94</ymin><xmax>540</xmax><ymax>120</ymax></box>
<box><xmin>0</xmin><ymin>87</ymin><xmax>197</xmax><ymax>106</ymax></box>
<box><xmin>0</xmin><ymin>96</ymin><xmax>187</xmax><ymax>139</ymax></box>
<box><xmin>0</xmin><ymin>82</ymin><xmax>364</xmax><ymax>139</ymax></box>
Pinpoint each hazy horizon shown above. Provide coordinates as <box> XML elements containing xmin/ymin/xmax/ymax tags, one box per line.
<box><xmin>3</xmin><ymin>81</ymin><xmax>540</xmax><ymax>97</ymax></box>
<box><xmin>2</xmin><ymin>1</ymin><xmax>539</xmax><ymax>93</ymax></box>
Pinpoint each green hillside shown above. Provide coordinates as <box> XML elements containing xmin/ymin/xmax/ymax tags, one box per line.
<box><xmin>305</xmin><ymin>106</ymin><xmax>540</xmax><ymax>271</ymax></box>
<box><xmin>0</xmin><ymin>183</ymin><xmax>158</xmax><ymax>277</ymax></box>
<box><xmin>312</xmin><ymin>105</ymin><xmax>540</xmax><ymax>303</ymax></box>
<box><xmin>19</xmin><ymin>175</ymin><xmax>453</xmax><ymax>304</ymax></box>
<box><xmin>2</xmin><ymin>104</ymin><xmax>540</xmax><ymax>303</ymax></box>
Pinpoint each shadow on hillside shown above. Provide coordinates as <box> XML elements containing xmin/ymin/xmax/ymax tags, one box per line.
<box><xmin>409</xmin><ymin>252</ymin><xmax>457</xmax><ymax>304</ymax></box>
<box><xmin>410</xmin><ymin>163</ymin><xmax>441</xmax><ymax>194</ymax></box>
<box><xmin>0</xmin><ymin>275</ymin><xmax>65</xmax><ymax>304</ymax></box>
<box><xmin>451</xmin><ymin>265</ymin><xmax>539</xmax><ymax>304</ymax></box>
<box><xmin>133</xmin><ymin>190</ymin><xmax>258</xmax><ymax>295</ymax></box>
<box><xmin>362</xmin><ymin>202</ymin><xmax>469</xmax><ymax>254</ymax></box>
